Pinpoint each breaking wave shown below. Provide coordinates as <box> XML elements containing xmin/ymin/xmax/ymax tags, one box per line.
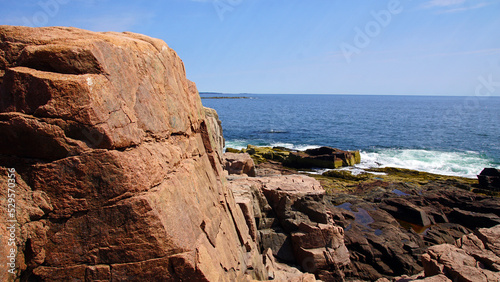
<box><xmin>358</xmin><ymin>148</ymin><xmax>498</xmax><ymax>178</ymax></box>
<box><xmin>225</xmin><ymin>140</ymin><xmax>320</xmax><ymax>152</ymax></box>
<box><xmin>225</xmin><ymin>140</ymin><xmax>499</xmax><ymax>178</ymax></box>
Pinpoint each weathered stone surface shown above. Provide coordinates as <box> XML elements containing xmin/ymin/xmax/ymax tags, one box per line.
<box><xmin>414</xmin><ymin>274</ymin><xmax>451</xmax><ymax>281</ymax></box>
<box><xmin>304</xmin><ymin>147</ymin><xmax>360</xmax><ymax>167</ymax></box>
<box><xmin>474</xmin><ymin>224</ymin><xmax>500</xmax><ymax>257</ymax></box>
<box><xmin>204</xmin><ymin>106</ymin><xmax>225</xmax><ymax>160</ymax></box>
<box><xmin>0</xmin><ymin>26</ymin><xmax>266</xmax><ymax>281</ymax></box>
<box><xmin>227</xmin><ymin>174</ymin><xmax>350</xmax><ymax>280</ymax></box>
<box><xmin>1</xmin><ymin>27</ymin><xmax>205</xmax><ymax>151</ymax></box>
<box><xmin>223</xmin><ymin>152</ymin><xmax>256</xmax><ymax>177</ymax></box>
<box><xmin>322</xmin><ymin>169</ymin><xmax>370</xmax><ymax>181</ymax></box>
<box><xmin>320</xmin><ymin>172</ymin><xmax>500</xmax><ymax>280</ymax></box>
<box><xmin>387</xmin><ymin>273</ymin><xmax>451</xmax><ymax>281</ymax></box>
<box><xmin>260</xmin><ymin>229</ymin><xmax>295</xmax><ymax>263</ymax></box>
<box><xmin>421</xmin><ymin>225</ymin><xmax>500</xmax><ymax>282</ymax></box>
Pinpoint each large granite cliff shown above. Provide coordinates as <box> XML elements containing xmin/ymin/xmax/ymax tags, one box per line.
<box><xmin>0</xmin><ymin>26</ymin><xmax>265</xmax><ymax>281</ymax></box>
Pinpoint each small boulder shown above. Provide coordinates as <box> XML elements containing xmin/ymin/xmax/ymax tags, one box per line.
<box><xmin>284</xmin><ymin>147</ymin><xmax>360</xmax><ymax>169</ymax></box>
<box><xmin>478</xmin><ymin>168</ymin><xmax>500</xmax><ymax>191</ymax></box>
<box><xmin>223</xmin><ymin>152</ymin><xmax>256</xmax><ymax>176</ymax></box>
<box><xmin>245</xmin><ymin>145</ymin><xmax>291</xmax><ymax>163</ymax></box>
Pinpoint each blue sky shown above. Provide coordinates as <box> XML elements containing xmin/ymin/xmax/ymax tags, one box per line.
<box><xmin>1</xmin><ymin>0</ymin><xmax>500</xmax><ymax>95</ymax></box>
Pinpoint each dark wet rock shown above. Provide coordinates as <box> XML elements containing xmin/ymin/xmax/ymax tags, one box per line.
<box><xmin>326</xmin><ymin>198</ymin><xmax>425</xmax><ymax>280</ymax></box>
<box><xmin>284</xmin><ymin>147</ymin><xmax>360</xmax><ymax>169</ymax></box>
<box><xmin>319</xmin><ymin>169</ymin><xmax>500</xmax><ymax>280</ymax></box>
<box><xmin>478</xmin><ymin>168</ymin><xmax>500</xmax><ymax>192</ymax></box>
<box><xmin>448</xmin><ymin>208</ymin><xmax>500</xmax><ymax>229</ymax></box>
<box><xmin>422</xmin><ymin>223</ymin><xmax>471</xmax><ymax>246</ymax></box>
<box><xmin>379</xmin><ymin>198</ymin><xmax>433</xmax><ymax>227</ymax></box>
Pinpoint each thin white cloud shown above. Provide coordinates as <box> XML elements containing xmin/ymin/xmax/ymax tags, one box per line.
<box><xmin>421</xmin><ymin>0</ymin><xmax>491</xmax><ymax>12</ymax></box>
<box><xmin>421</xmin><ymin>48</ymin><xmax>500</xmax><ymax>58</ymax></box>
<box><xmin>423</xmin><ymin>0</ymin><xmax>466</xmax><ymax>8</ymax></box>
<box><xmin>439</xmin><ymin>2</ymin><xmax>489</xmax><ymax>13</ymax></box>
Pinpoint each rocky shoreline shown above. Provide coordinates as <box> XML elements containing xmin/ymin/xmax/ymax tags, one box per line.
<box><xmin>224</xmin><ymin>147</ymin><xmax>500</xmax><ymax>281</ymax></box>
<box><xmin>0</xmin><ymin>26</ymin><xmax>498</xmax><ymax>281</ymax></box>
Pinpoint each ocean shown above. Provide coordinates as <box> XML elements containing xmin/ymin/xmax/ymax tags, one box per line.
<box><xmin>201</xmin><ymin>94</ymin><xmax>500</xmax><ymax>178</ymax></box>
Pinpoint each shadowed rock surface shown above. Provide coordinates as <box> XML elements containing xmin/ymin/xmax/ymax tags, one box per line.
<box><xmin>478</xmin><ymin>168</ymin><xmax>500</xmax><ymax>192</ymax></box>
<box><xmin>324</xmin><ymin>175</ymin><xmax>500</xmax><ymax>281</ymax></box>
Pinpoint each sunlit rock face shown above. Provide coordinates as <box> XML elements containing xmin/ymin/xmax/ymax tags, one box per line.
<box><xmin>0</xmin><ymin>26</ymin><xmax>266</xmax><ymax>281</ymax></box>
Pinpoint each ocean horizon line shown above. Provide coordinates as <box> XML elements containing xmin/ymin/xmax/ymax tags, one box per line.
<box><xmin>199</xmin><ymin>92</ymin><xmax>500</xmax><ymax>98</ymax></box>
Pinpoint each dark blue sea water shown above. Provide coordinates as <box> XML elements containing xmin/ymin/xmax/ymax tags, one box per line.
<box><xmin>201</xmin><ymin>94</ymin><xmax>500</xmax><ymax>178</ymax></box>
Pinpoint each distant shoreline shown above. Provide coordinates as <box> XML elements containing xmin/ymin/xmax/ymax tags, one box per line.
<box><xmin>201</xmin><ymin>96</ymin><xmax>251</xmax><ymax>99</ymax></box>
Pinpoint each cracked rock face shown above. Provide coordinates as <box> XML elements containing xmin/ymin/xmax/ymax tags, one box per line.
<box><xmin>0</xmin><ymin>26</ymin><xmax>203</xmax><ymax>153</ymax></box>
<box><xmin>421</xmin><ymin>225</ymin><xmax>500</xmax><ymax>282</ymax></box>
<box><xmin>0</xmin><ymin>26</ymin><xmax>264</xmax><ymax>281</ymax></box>
<box><xmin>228</xmin><ymin>174</ymin><xmax>351</xmax><ymax>281</ymax></box>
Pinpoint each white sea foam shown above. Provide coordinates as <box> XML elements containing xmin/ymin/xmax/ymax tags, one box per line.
<box><xmin>225</xmin><ymin>141</ymin><xmax>498</xmax><ymax>178</ymax></box>
<box><xmin>224</xmin><ymin>141</ymin><xmax>320</xmax><ymax>151</ymax></box>
<box><xmin>358</xmin><ymin>149</ymin><xmax>498</xmax><ymax>178</ymax></box>
<box><xmin>224</xmin><ymin>140</ymin><xmax>250</xmax><ymax>150</ymax></box>
<box><xmin>270</xmin><ymin>142</ymin><xmax>321</xmax><ymax>151</ymax></box>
